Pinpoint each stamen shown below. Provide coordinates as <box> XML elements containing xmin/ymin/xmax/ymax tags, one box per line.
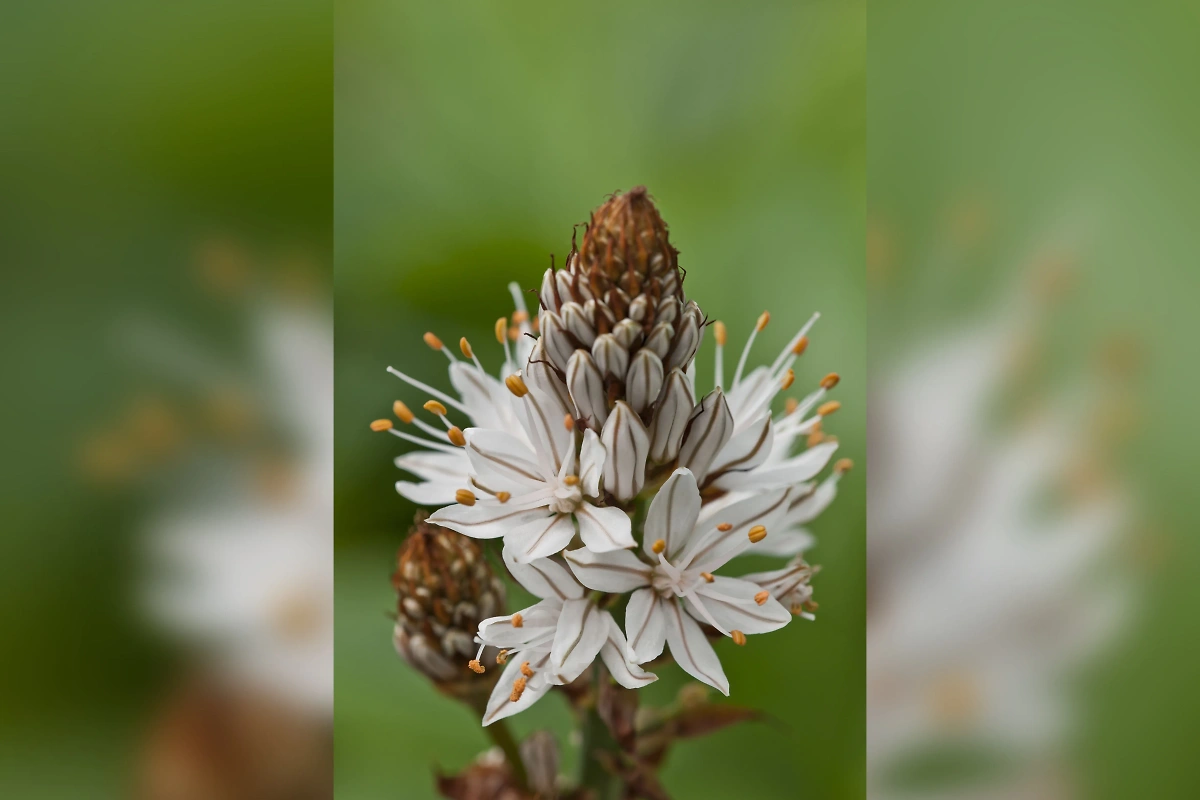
<box><xmin>496</xmin><ymin>649</ymin><xmax>509</xmax><ymax>664</ymax></box>
<box><xmin>423</xmin><ymin>399</ymin><xmax>448</xmax><ymax>416</ymax></box>
<box><xmin>455</xmin><ymin>489</ymin><xmax>477</xmax><ymax>506</ymax></box>
<box><xmin>820</xmin><ymin>372</ymin><xmax>840</xmax><ymax>389</ymax></box>
<box><xmin>714</xmin><ymin>320</ymin><xmax>726</xmax><ymax>390</ymax></box>
<box><xmin>756</xmin><ymin>311</ymin><xmax>771</xmax><ymax>331</ymax></box>
<box><xmin>748</xmin><ymin>525</ymin><xmax>768</xmax><ymax>543</ymax></box>
<box><xmin>730</xmin><ymin>630</ymin><xmax>747</xmax><ymax>646</ymax></box>
<box><xmin>651</xmin><ymin>538</ymin><xmax>666</xmax><ymax>554</ymax></box>
<box><xmin>834</xmin><ymin>458</ymin><xmax>854</xmax><ymax>474</ymax></box>
<box><xmin>732</xmin><ymin>313</ymin><xmax>769</xmax><ymax>389</ymax></box>
<box><xmin>386</xmin><ymin>427</ymin><xmax>462</xmax><ymax>455</ymax></box>
<box><xmin>804</xmin><ymin>600</ymin><xmax>819</xmax><ymax>612</ymax></box>
<box><xmin>807</xmin><ymin>430</ymin><xmax>826</xmax><ymax>447</ymax></box>
<box><xmin>393</xmin><ymin>400</ymin><xmax>414</xmax><ymax>423</ymax></box>
<box><xmin>496</xmin><ymin>491</ymin><xmax>511</xmax><ymax>503</ymax></box>
<box><xmin>564</xmin><ymin>414</ymin><xmax>575</xmax><ymax>431</ymax></box>
<box><xmin>510</xmin><ymin>675</ymin><xmax>527</xmax><ymax>702</ymax></box>
<box><xmin>713</xmin><ymin>320</ymin><xmax>727</xmax><ymax>346</ymax></box>
<box><xmin>512</xmin><ymin>310</ymin><xmax>529</xmax><ymax>326</ymax></box>
<box><xmin>423</xmin><ymin>332</ymin><xmax>444</xmax><ymax>351</ymax></box>
<box><xmin>700</xmin><ymin>572</ymin><xmax>715</xmax><ymax>583</ymax></box>
<box><xmin>520</xmin><ymin>661</ymin><xmax>534</xmax><ymax>678</ymax></box>
<box><xmin>508</xmin><ymin>326</ymin><xmax>520</xmax><ymax>341</ymax></box>
<box><xmin>370</xmin><ymin>419</ymin><xmax>393</xmax><ymax>432</ymax></box>
<box><xmin>459</xmin><ymin>337</ymin><xmax>473</xmax><ymax>358</ymax></box>
<box><xmin>505</xmin><ymin>374</ymin><xmax>529</xmax><ymax>398</ymax></box>
<box><xmin>468</xmin><ymin>659</ymin><xmax>485</xmax><ymax>674</ymax></box>
<box><xmin>717</xmin><ymin>523</ymin><xmax>733</xmax><ymax>532</ymax></box>
<box><xmin>792</xmin><ymin>335</ymin><xmax>809</xmax><ymax>356</ymax></box>
<box><xmin>511</xmin><ymin>613</ymin><xmax>524</xmax><ymax>628</ymax></box>
<box><xmin>818</xmin><ymin>400</ymin><xmax>841</xmax><ymax>417</ymax></box>
<box><xmin>754</xmin><ymin>591</ymin><xmax>770</xmax><ymax>606</ymax></box>
<box><xmin>781</xmin><ymin>369</ymin><xmax>795</xmax><ymax>390</ymax></box>
<box><xmin>447</xmin><ymin>426</ymin><xmax>466</xmax><ymax>447</ymax></box>
<box><xmin>784</xmin><ymin>397</ymin><xmax>799</xmax><ymax>416</ymax></box>
<box><xmin>387</xmin><ymin>367</ymin><xmax>469</xmax><ymax>414</ymax></box>
<box><xmin>562</xmin><ymin>475</ymin><xmax>580</xmax><ymax>486</ymax></box>
<box><xmin>495</xmin><ymin>317</ymin><xmax>508</xmax><ymax>344</ymax></box>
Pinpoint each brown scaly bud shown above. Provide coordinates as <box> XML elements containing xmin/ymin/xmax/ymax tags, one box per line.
<box><xmin>392</xmin><ymin>512</ymin><xmax>505</xmax><ymax>686</ymax></box>
<box><xmin>536</xmin><ymin>188</ymin><xmax>705</xmax><ymax>440</ymax></box>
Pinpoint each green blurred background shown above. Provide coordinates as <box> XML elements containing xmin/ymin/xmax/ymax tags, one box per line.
<box><xmin>334</xmin><ymin>1</ymin><xmax>865</xmax><ymax>797</ymax></box>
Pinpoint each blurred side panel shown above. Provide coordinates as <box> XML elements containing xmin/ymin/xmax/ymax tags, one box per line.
<box><xmin>869</xmin><ymin>1</ymin><xmax>1198</xmax><ymax>798</ymax></box>
<box><xmin>0</xmin><ymin>2</ymin><xmax>332</xmax><ymax>797</ymax></box>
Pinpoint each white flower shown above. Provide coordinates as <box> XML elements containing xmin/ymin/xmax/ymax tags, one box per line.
<box><xmin>741</xmin><ymin>556</ymin><xmax>820</xmax><ymax>618</ymax></box>
<box><xmin>429</xmin><ymin>379</ymin><xmax>635</xmax><ymax>562</ymax></box>
<box><xmin>473</xmin><ymin>552</ymin><xmax>655</xmax><ymax>726</ymax></box>
<box><xmin>564</xmin><ymin>468</ymin><xmax>793</xmax><ymax>695</ymax></box>
<box><xmin>388</xmin><ymin>283</ymin><xmax>537</xmax><ymax>506</ymax></box>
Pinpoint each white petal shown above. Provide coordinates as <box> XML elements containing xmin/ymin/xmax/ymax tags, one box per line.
<box><xmin>575</xmin><ymin>503</ymin><xmax>636</xmax><ymax>553</ymax></box>
<box><xmin>626</xmin><ymin>348</ymin><xmax>665</xmax><ymax>414</ymax></box>
<box><xmin>505</xmin><ymin>513</ymin><xmax>578</xmax><ymax>563</ymax></box>
<box><xmin>599</xmin><ymin>613</ymin><xmax>657</xmax><ymax>689</ymax></box>
<box><xmin>689</xmin><ymin>576</ymin><xmax>791</xmax><ymax>635</ymax></box>
<box><xmin>394</xmin><ymin>450</ymin><xmax>470</xmax><ymax>483</ymax></box>
<box><xmin>395</xmin><ymin>479</ymin><xmax>460</xmax><ymax>506</ymax></box>
<box><xmin>525</xmin><ymin>337</ymin><xmax>574</xmax><ymax>414</ymax></box>
<box><xmin>477</xmin><ymin>600</ymin><xmax>561</xmax><ymax>647</ymax></box>
<box><xmin>706</xmin><ymin>413</ymin><xmax>774</xmax><ymax>484</ymax></box>
<box><xmin>677</xmin><ymin>387</ymin><xmax>734</xmax><ymax>484</ymax></box>
<box><xmin>515</xmin><ymin>382</ymin><xmax>574</xmax><ymax>477</ymax></box>
<box><xmin>681</xmin><ymin>488</ymin><xmax>793</xmax><ymax>572</ymax></box>
<box><xmin>578</xmin><ymin>429</ymin><xmax>605</xmax><ymax>497</ymax></box>
<box><xmin>503</xmin><ymin>551</ymin><xmax>585</xmax><ymax>601</ymax></box>
<box><xmin>482</xmin><ymin>650</ymin><xmax>553</xmax><ymax>726</ymax></box>
<box><xmin>448</xmin><ymin>362</ymin><xmax>507</xmax><ymax>430</ymax></box>
<box><xmin>643</xmin><ymin>467</ymin><xmax>702</xmax><ymax>561</ymax></box>
<box><xmin>566</xmin><ymin>349</ymin><xmax>609</xmax><ymax>428</ymax></box>
<box><xmin>464</xmin><ymin>429</ymin><xmax>545</xmax><ymax>493</ymax></box>
<box><xmin>600</xmin><ymin>401</ymin><xmax>650</xmax><ymax>502</ymax></box>
<box><xmin>784</xmin><ymin>473</ymin><xmax>841</xmax><ymax>526</ymax></box>
<box><xmin>430</xmin><ymin>502</ymin><xmax>552</xmax><ymax>540</ymax></box>
<box><xmin>649</xmin><ymin>368</ymin><xmax>694</xmax><ymax>463</ymax></box>
<box><xmin>663</xmin><ymin>598</ymin><xmax>729</xmax><ymax>695</ymax></box>
<box><xmin>564</xmin><ymin>547</ymin><xmax>651</xmax><ymax>593</ymax></box>
<box><xmin>741</xmin><ymin>558</ymin><xmax>816</xmax><ymax>601</ymax></box>
<box><xmin>624</xmin><ymin>588</ymin><xmax>666</xmax><ymax>664</ymax></box>
<box><xmin>549</xmin><ymin>599</ymin><xmax>608</xmax><ymax>683</ymax></box>
<box><xmin>713</xmin><ymin>440</ymin><xmax>838</xmax><ymax>492</ymax></box>
<box><xmin>746</xmin><ymin>527</ymin><xmax>815</xmax><ymax>557</ymax></box>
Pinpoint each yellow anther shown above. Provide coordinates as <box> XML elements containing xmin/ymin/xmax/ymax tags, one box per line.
<box><xmin>651</xmin><ymin>539</ymin><xmax>666</xmax><ymax>554</ymax></box>
<box><xmin>792</xmin><ymin>336</ymin><xmax>809</xmax><ymax>356</ymax></box>
<box><xmin>508</xmin><ymin>326</ymin><xmax>520</xmax><ymax>341</ymax></box>
<box><xmin>520</xmin><ymin>661</ymin><xmax>534</xmax><ymax>678</ymax></box>
<box><xmin>754</xmin><ymin>591</ymin><xmax>770</xmax><ymax>606</ymax></box>
<box><xmin>370</xmin><ymin>419</ymin><xmax>393</xmax><ymax>432</ymax></box>
<box><xmin>496</xmin><ymin>650</ymin><xmax>509</xmax><ymax>665</ymax></box>
<box><xmin>459</xmin><ymin>337</ymin><xmax>473</xmax><ymax>358</ymax></box>
<box><xmin>807</xmin><ymin>430</ymin><xmax>826</xmax><ymax>447</ymax></box>
<box><xmin>511</xmin><ymin>613</ymin><xmax>524</xmax><ymax>628</ymax></box>
<box><xmin>781</xmin><ymin>369</ymin><xmax>795</xmax><ymax>390</ymax></box>
<box><xmin>455</xmin><ymin>489</ymin><xmax>477</xmax><ymax>507</ymax></box>
<box><xmin>820</xmin><ymin>372</ymin><xmax>840</xmax><ymax>389</ymax></box>
<box><xmin>512</xmin><ymin>310</ymin><xmax>529</xmax><ymax>325</ymax></box>
<box><xmin>748</xmin><ymin>525</ymin><xmax>767</xmax><ymax>543</ymax></box>
<box><xmin>505</xmin><ymin>374</ymin><xmax>529</xmax><ymax>397</ymax></box>
<box><xmin>423</xmin><ymin>332</ymin><xmax>444</xmax><ymax>350</ymax></box>
<box><xmin>495</xmin><ymin>317</ymin><xmax>508</xmax><ymax>344</ymax></box>
<box><xmin>834</xmin><ymin>458</ymin><xmax>854</xmax><ymax>474</ymax></box>
<box><xmin>731</xmin><ymin>630</ymin><xmax>747</xmax><ymax>646</ymax></box>
<box><xmin>392</xmin><ymin>400</ymin><xmax>414</xmax><ymax>424</ymax></box>
<box><xmin>700</xmin><ymin>572</ymin><xmax>715</xmax><ymax>583</ymax></box>
<box><xmin>447</xmin><ymin>427</ymin><xmax>466</xmax><ymax>447</ymax></box>
<box><xmin>563</xmin><ymin>475</ymin><xmax>580</xmax><ymax>486</ymax></box>
<box><xmin>716</xmin><ymin>522</ymin><xmax>733</xmax><ymax>532</ymax></box>
<box><xmin>756</xmin><ymin>311</ymin><xmax>771</xmax><ymax>332</ymax></box>
<box><xmin>784</xmin><ymin>397</ymin><xmax>799</xmax><ymax>416</ymax></box>
<box><xmin>496</xmin><ymin>491</ymin><xmax>511</xmax><ymax>503</ymax></box>
<box><xmin>713</xmin><ymin>320</ymin><xmax>727</xmax><ymax>346</ymax></box>
<box><xmin>423</xmin><ymin>400</ymin><xmax>448</xmax><ymax>416</ymax></box>
<box><xmin>818</xmin><ymin>400</ymin><xmax>841</xmax><ymax>417</ymax></box>
<box><xmin>804</xmin><ymin>600</ymin><xmax>819</xmax><ymax>613</ymax></box>
<box><xmin>564</xmin><ymin>413</ymin><xmax>575</xmax><ymax>431</ymax></box>
<box><xmin>468</xmin><ymin>659</ymin><xmax>485</xmax><ymax>674</ymax></box>
<box><xmin>510</xmin><ymin>676</ymin><xmax>527</xmax><ymax>702</ymax></box>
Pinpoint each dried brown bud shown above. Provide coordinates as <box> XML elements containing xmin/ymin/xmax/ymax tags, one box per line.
<box><xmin>392</xmin><ymin>513</ymin><xmax>505</xmax><ymax>685</ymax></box>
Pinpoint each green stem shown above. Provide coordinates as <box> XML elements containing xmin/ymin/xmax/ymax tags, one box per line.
<box><xmin>578</xmin><ymin>669</ymin><xmax>622</xmax><ymax>800</ymax></box>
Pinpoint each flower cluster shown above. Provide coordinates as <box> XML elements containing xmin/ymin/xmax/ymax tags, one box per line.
<box><xmin>376</xmin><ymin>188</ymin><xmax>849</xmax><ymax>725</ymax></box>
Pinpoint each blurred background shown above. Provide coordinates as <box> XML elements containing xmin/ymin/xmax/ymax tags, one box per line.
<box><xmin>1</xmin><ymin>2</ymin><xmax>331</xmax><ymax>797</ymax></box>
<box><xmin>869</xmin><ymin>1</ymin><xmax>1199</xmax><ymax>798</ymax></box>
<box><xmin>335</xmin><ymin>1</ymin><xmax>865</xmax><ymax>798</ymax></box>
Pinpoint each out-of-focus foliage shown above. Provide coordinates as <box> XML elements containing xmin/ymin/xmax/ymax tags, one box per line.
<box><xmin>335</xmin><ymin>1</ymin><xmax>864</xmax><ymax>798</ymax></box>
<box><xmin>870</xmin><ymin>1</ymin><xmax>1199</xmax><ymax>797</ymax></box>
<box><xmin>0</xmin><ymin>2</ymin><xmax>331</xmax><ymax>797</ymax></box>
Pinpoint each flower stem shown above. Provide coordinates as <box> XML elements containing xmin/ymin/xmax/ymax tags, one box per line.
<box><xmin>579</xmin><ymin>670</ymin><xmax>622</xmax><ymax>800</ymax></box>
<box><xmin>484</xmin><ymin>718</ymin><xmax>529</xmax><ymax>790</ymax></box>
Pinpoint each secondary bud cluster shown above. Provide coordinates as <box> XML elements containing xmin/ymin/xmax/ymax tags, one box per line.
<box><xmin>392</xmin><ymin>513</ymin><xmax>505</xmax><ymax>683</ymax></box>
<box><xmin>538</xmin><ymin>188</ymin><xmax>704</xmax><ymax>437</ymax></box>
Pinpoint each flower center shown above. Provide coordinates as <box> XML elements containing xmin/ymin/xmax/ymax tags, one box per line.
<box><xmin>547</xmin><ymin>477</ymin><xmax>583</xmax><ymax>514</ymax></box>
<box><xmin>651</xmin><ymin>555</ymin><xmax>699</xmax><ymax>598</ymax></box>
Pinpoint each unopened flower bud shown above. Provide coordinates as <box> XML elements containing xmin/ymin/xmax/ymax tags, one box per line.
<box><xmin>600</xmin><ymin>401</ymin><xmax>650</xmax><ymax>501</ymax></box>
<box><xmin>677</xmin><ymin>387</ymin><xmax>734</xmax><ymax>484</ymax></box>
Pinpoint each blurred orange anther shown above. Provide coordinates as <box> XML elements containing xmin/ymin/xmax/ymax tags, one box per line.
<box><xmin>756</xmin><ymin>311</ymin><xmax>771</xmax><ymax>332</ymax></box>
<box><xmin>818</xmin><ymin>401</ymin><xmax>841</xmax><ymax>417</ymax></box>
<box><xmin>713</xmin><ymin>321</ymin><xmax>727</xmax><ymax>346</ymax></box>
<box><xmin>495</xmin><ymin>317</ymin><xmax>508</xmax><ymax>344</ymax></box>
<box><xmin>792</xmin><ymin>336</ymin><xmax>809</xmax><ymax>356</ymax></box>
<box><xmin>754</xmin><ymin>591</ymin><xmax>770</xmax><ymax>606</ymax></box>
<box><xmin>459</xmin><ymin>337</ymin><xmax>473</xmax><ymax>358</ymax></box>
<box><xmin>423</xmin><ymin>332</ymin><xmax>444</xmax><ymax>350</ymax></box>
<box><xmin>781</xmin><ymin>369</ymin><xmax>795</xmax><ymax>390</ymax></box>
<box><xmin>717</xmin><ymin>523</ymin><xmax>733</xmax><ymax>532</ymax></box>
<box><xmin>496</xmin><ymin>491</ymin><xmax>511</xmax><ymax>503</ymax></box>
<box><xmin>370</xmin><ymin>419</ymin><xmax>393</xmax><ymax>432</ymax></box>
<box><xmin>820</xmin><ymin>372</ymin><xmax>840</xmax><ymax>390</ymax></box>
<box><xmin>447</xmin><ymin>427</ymin><xmax>466</xmax><ymax>447</ymax></box>
<box><xmin>731</xmin><ymin>630</ymin><xmax>747</xmax><ymax>646</ymax></box>
<box><xmin>393</xmin><ymin>400</ymin><xmax>414</xmax><ymax>423</ymax></box>
<box><xmin>455</xmin><ymin>489</ymin><xmax>477</xmax><ymax>506</ymax></box>
<box><xmin>423</xmin><ymin>400</ymin><xmax>448</xmax><ymax>416</ymax></box>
